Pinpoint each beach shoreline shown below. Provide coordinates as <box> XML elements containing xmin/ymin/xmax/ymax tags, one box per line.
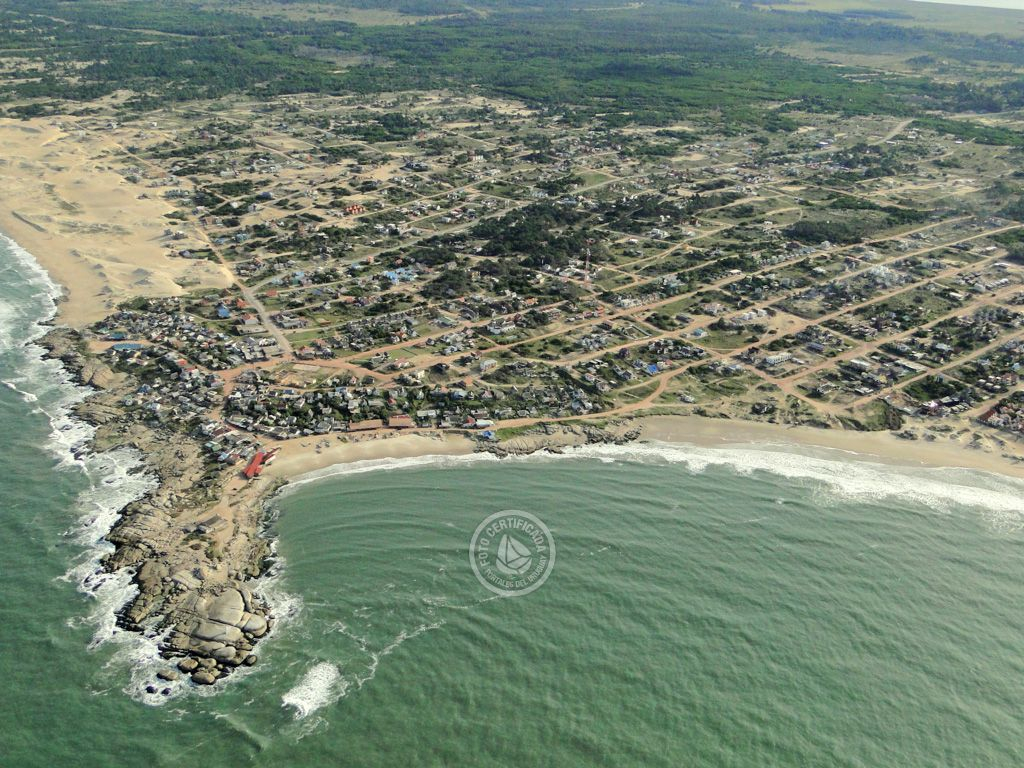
<box><xmin>636</xmin><ymin>415</ymin><xmax>1024</xmax><ymax>479</ymax></box>
<box><xmin>259</xmin><ymin>413</ymin><xmax>1024</xmax><ymax>486</ymax></box>
<box><xmin>3</xmin><ymin>109</ymin><xmax>1024</xmax><ymax>699</ymax></box>
<box><xmin>6</xmin><ymin>221</ymin><xmax>1024</xmax><ymax>701</ymax></box>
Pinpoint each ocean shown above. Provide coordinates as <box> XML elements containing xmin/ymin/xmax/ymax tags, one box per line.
<box><xmin>4</xmin><ymin>233</ymin><xmax>1024</xmax><ymax>766</ymax></box>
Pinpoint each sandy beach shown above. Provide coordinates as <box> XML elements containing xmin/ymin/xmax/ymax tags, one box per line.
<box><xmin>263</xmin><ymin>431</ymin><xmax>477</xmax><ymax>479</ymax></box>
<box><xmin>255</xmin><ymin>415</ymin><xmax>1024</xmax><ymax>485</ymax></box>
<box><xmin>0</xmin><ymin>117</ymin><xmax>231</xmax><ymax>327</ymax></box>
<box><xmin>636</xmin><ymin>415</ymin><xmax>1024</xmax><ymax>479</ymax></box>
<box><xmin>2</xmin><ymin>117</ymin><xmax>1021</xmax><ymax>489</ymax></box>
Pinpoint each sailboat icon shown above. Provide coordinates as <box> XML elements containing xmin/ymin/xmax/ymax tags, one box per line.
<box><xmin>495</xmin><ymin>534</ymin><xmax>533</xmax><ymax>576</ymax></box>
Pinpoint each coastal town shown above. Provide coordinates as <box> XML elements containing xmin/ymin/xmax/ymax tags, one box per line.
<box><xmin>11</xmin><ymin>88</ymin><xmax>1024</xmax><ymax>691</ymax></box>
<box><xmin>52</xmin><ymin>91</ymin><xmax>1024</xmax><ymax>472</ymax></box>
<box><xmin>12</xmin><ymin>0</ymin><xmax>1024</xmax><ymax>763</ymax></box>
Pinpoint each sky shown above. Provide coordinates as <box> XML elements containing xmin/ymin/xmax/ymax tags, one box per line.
<box><xmin>912</xmin><ymin>0</ymin><xmax>1024</xmax><ymax>8</ymax></box>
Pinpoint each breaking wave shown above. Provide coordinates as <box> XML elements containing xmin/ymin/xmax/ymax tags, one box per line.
<box><xmin>0</xmin><ymin>232</ymin><xmax>179</xmax><ymax>702</ymax></box>
<box><xmin>280</xmin><ymin>618</ymin><xmax>444</xmax><ymax>723</ymax></box>
<box><xmin>281</xmin><ymin>662</ymin><xmax>346</xmax><ymax>720</ymax></box>
<box><xmin>282</xmin><ymin>440</ymin><xmax>1024</xmax><ymax>524</ymax></box>
<box><xmin>1</xmin><ymin>231</ymin><xmax>303</xmax><ymax>704</ymax></box>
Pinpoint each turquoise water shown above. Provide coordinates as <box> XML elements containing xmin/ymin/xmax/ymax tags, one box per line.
<box><xmin>4</xmin><ymin>234</ymin><xmax>1024</xmax><ymax>766</ymax></box>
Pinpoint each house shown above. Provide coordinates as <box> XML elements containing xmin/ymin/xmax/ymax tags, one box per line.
<box><xmin>348</xmin><ymin>418</ymin><xmax>384</xmax><ymax>432</ymax></box>
<box><xmin>762</xmin><ymin>352</ymin><xmax>792</xmax><ymax>368</ymax></box>
<box><xmin>384</xmin><ymin>267</ymin><xmax>417</xmax><ymax>284</ymax></box>
<box><xmin>196</xmin><ymin>514</ymin><xmax>229</xmax><ymax>534</ymax></box>
<box><xmin>388</xmin><ymin>414</ymin><xmax>415</xmax><ymax>429</ymax></box>
<box><xmin>486</xmin><ymin>319</ymin><xmax>516</xmax><ymax>335</ymax></box>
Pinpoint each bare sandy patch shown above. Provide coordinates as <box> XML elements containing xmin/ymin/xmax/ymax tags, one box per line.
<box><xmin>0</xmin><ymin>118</ymin><xmax>233</xmax><ymax>327</ymax></box>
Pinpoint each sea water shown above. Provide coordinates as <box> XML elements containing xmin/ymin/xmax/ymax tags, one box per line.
<box><xmin>3</xmin><ymin>234</ymin><xmax>1024</xmax><ymax>767</ymax></box>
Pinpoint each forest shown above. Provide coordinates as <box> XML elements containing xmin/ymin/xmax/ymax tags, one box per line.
<box><xmin>4</xmin><ymin>0</ymin><xmax>1024</xmax><ymax>132</ymax></box>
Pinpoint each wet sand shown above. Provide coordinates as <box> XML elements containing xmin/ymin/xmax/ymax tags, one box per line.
<box><xmin>636</xmin><ymin>416</ymin><xmax>1024</xmax><ymax>480</ymax></box>
<box><xmin>262</xmin><ymin>431</ymin><xmax>477</xmax><ymax>479</ymax></box>
<box><xmin>261</xmin><ymin>416</ymin><xmax>1024</xmax><ymax>485</ymax></box>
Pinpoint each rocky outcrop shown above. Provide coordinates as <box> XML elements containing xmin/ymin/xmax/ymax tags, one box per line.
<box><xmin>481</xmin><ymin>421</ymin><xmax>642</xmax><ymax>457</ymax></box>
<box><xmin>40</xmin><ymin>327</ymin><xmax>280</xmax><ymax>688</ymax></box>
<box><xmin>161</xmin><ymin>587</ymin><xmax>265</xmax><ymax>671</ymax></box>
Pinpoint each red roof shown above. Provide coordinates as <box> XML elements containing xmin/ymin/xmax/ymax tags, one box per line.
<box><xmin>243</xmin><ymin>451</ymin><xmax>266</xmax><ymax>479</ymax></box>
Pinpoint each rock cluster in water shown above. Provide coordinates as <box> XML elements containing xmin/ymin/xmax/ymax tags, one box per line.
<box><xmin>42</xmin><ymin>327</ymin><xmax>278</xmax><ymax>688</ymax></box>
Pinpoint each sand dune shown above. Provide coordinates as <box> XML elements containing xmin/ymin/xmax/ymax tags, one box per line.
<box><xmin>0</xmin><ymin>118</ymin><xmax>232</xmax><ymax>327</ymax></box>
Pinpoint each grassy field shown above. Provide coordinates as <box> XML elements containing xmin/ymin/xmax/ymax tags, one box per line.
<box><xmin>198</xmin><ymin>1</ymin><xmax>449</xmax><ymax>25</ymax></box>
<box><xmin>757</xmin><ymin>0</ymin><xmax>1024</xmax><ymax>38</ymax></box>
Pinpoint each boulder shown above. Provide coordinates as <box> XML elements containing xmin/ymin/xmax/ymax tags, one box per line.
<box><xmin>137</xmin><ymin>560</ymin><xmax>169</xmax><ymax>593</ymax></box>
<box><xmin>177</xmin><ymin>658</ymin><xmax>199</xmax><ymax>673</ymax></box>
<box><xmin>206</xmin><ymin>589</ymin><xmax>245</xmax><ymax>626</ymax></box>
<box><xmin>157</xmin><ymin>669</ymin><xmax>179</xmax><ymax>682</ymax></box>
<box><xmin>192</xmin><ymin>620</ymin><xmax>243</xmax><ymax>645</ymax></box>
<box><xmin>241</xmin><ymin>613</ymin><xmax>268</xmax><ymax>637</ymax></box>
<box><xmin>191</xmin><ymin>670</ymin><xmax>217</xmax><ymax>685</ymax></box>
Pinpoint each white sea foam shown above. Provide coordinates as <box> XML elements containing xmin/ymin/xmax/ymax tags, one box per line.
<box><xmin>280</xmin><ymin>450</ymin><xmax>503</xmax><ymax>493</ymax></box>
<box><xmin>0</xmin><ymin>232</ymin><xmax>176</xmax><ymax>702</ymax></box>
<box><xmin>0</xmin><ymin>234</ymin><xmax>302</xmax><ymax>704</ymax></box>
<box><xmin>281</xmin><ymin>440</ymin><xmax>1024</xmax><ymax>525</ymax></box>
<box><xmin>0</xmin><ymin>233</ymin><xmax>299</xmax><ymax>704</ymax></box>
<box><xmin>61</xmin><ymin>449</ymin><xmax>161</xmax><ymax>702</ymax></box>
<box><xmin>280</xmin><ymin>616</ymin><xmax>445</xmax><ymax>722</ymax></box>
<box><xmin>3</xmin><ymin>378</ymin><xmax>38</xmax><ymax>402</ymax></box>
<box><xmin>0</xmin><ymin>233</ymin><xmax>62</xmax><ymax>348</ymax></box>
<box><xmin>282</xmin><ymin>662</ymin><xmax>347</xmax><ymax>720</ymax></box>
<box><xmin>254</xmin><ymin>544</ymin><xmax>305</xmax><ymax>644</ymax></box>
<box><xmin>577</xmin><ymin>441</ymin><xmax>1024</xmax><ymax>523</ymax></box>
